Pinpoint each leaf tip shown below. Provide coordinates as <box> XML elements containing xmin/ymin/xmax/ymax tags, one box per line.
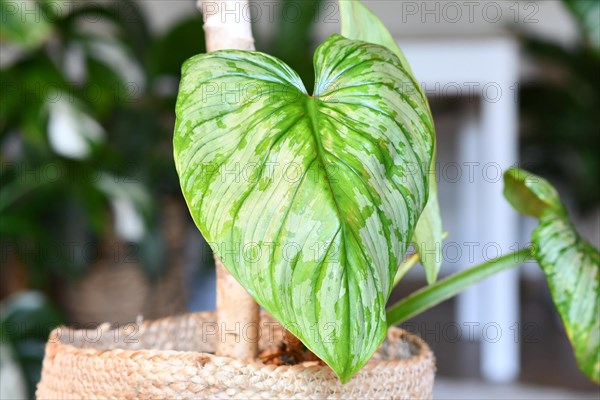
<box><xmin>503</xmin><ymin>167</ymin><xmax>561</xmax><ymax>218</ymax></box>
<box><xmin>332</xmin><ymin>360</ymin><xmax>363</xmax><ymax>384</ymax></box>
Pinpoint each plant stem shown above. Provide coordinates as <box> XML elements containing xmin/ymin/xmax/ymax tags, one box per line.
<box><xmin>386</xmin><ymin>247</ymin><xmax>532</xmax><ymax>327</ymax></box>
<box><xmin>393</xmin><ymin>253</ymin><xmax>420</xmax><ymax>286</ymax></box>
<box><xmin>393</xmin><ymin>232</ymin><xmax>448</xmax><ymax>286</ymax></box>
<box><xmin>197</xmin><ymin>0</ymin><xmax>258</xmax><ymax>360</ymax></box>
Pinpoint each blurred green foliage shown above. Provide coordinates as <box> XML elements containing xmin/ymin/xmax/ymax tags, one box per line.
<box><xmin>0</xmin><ymin>0</ymin><xmax>205</xmax><ymax>286</ymax></box>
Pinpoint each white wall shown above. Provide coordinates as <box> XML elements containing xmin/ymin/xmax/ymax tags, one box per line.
<box><xmin>138</xmin><ymin>0</ymin><xmax>579</xmax><ymax>46</ymax></box>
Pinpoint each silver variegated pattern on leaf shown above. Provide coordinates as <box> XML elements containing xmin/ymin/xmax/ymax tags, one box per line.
<box><xmin>174</xmin><ymin>34</ymin><xmax>434</xmax><ymax>382</ymax></box>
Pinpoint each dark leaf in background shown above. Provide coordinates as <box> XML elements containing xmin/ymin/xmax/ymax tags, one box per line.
<box><xmin>148</xmin><ymin>16</ymin><xmax>205</xmax><ymax>79</ymax></box>
<box><xmin>254</xmin><ymin>0</ymin><xmax>321</xmax><ymax>89</ymax></box>
<box><xmin>518</xmin><ymin>2</ymin><xmax>600</xmax><ymax>211</ymax></box>
<box><xmin>563</xmin><ymin>0</ymin><xmax>600</xmax><ymax>51</ymax></box>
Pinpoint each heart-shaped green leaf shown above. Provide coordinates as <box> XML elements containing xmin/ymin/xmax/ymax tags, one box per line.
<box><xmin>174</xmin><ymin>34</ymin><xmax>434</xmax><ymax>382</ymax></box>
<box><xmin>340</xmin><ymin>0</ymin><xmax>443</xmax><ymax>284</ymax></box>
<box><xmin>504</xmin><ymin>167</ymin><xmax>600</xmax><ymax>383</ymax></box>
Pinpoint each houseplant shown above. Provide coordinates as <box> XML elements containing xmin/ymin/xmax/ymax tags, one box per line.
<box><xmin>36</xmin><ymin>0</ymin><xmax>598</xmax><ymax>397</ymax></box>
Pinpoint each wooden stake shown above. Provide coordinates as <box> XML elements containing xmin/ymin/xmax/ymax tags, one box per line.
<box><xmin>197</xmin><ymin>0</ymin><xmax>255</xmax><ymax>52</ymax></box>
<box><xmin>196</xmin><ymin>0</ymin><xmax>259</xmax><ymax>360</ymax></box>
<box><xmin>215</xmin><ymin>257</ymin><xmax>259</xmax><ymax>361</ymax></box>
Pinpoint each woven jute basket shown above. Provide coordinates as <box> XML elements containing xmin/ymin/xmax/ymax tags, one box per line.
<box><xmin>36</xmin><ymin>312</ymin><xmax>435</xmax><ymax>399</ymax></box>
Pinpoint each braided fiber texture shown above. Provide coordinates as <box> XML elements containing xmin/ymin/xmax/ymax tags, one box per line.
<box><xmin>37</xmin><ymin>312</ymin><xmax>435</xmax><ymax>399</ymax></box>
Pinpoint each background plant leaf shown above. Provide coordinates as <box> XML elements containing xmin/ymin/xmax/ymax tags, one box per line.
<box><xmin>0</xmin><ymin>0</ymin><xmax>53</xmax><ymax>50</ymax></box>
<box><xmin>174</xmin><ymin>34</ymin><xmax>434</xmax><ymax>382</ymax></box>
<box><xmin>340</xmin><ymin>0</ymin><xmax>443</xmax><ymax>283</ymax></box>
<box><xmin>504</xmin><ymin>167</ymin><xmax>600</xmax><ymax>383</ymax></box>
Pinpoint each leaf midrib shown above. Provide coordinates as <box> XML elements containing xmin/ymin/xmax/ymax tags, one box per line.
<box><xmin>305</xmin><ymin>96</ymin><xmax>351</xmax><ymax>365</ymax></box>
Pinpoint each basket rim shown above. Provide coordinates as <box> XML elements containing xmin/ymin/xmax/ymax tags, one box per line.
<box><xmin>43</xmin><ymin>311</ymin><xmax>433</xmax><ymax>373</ymax></box>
